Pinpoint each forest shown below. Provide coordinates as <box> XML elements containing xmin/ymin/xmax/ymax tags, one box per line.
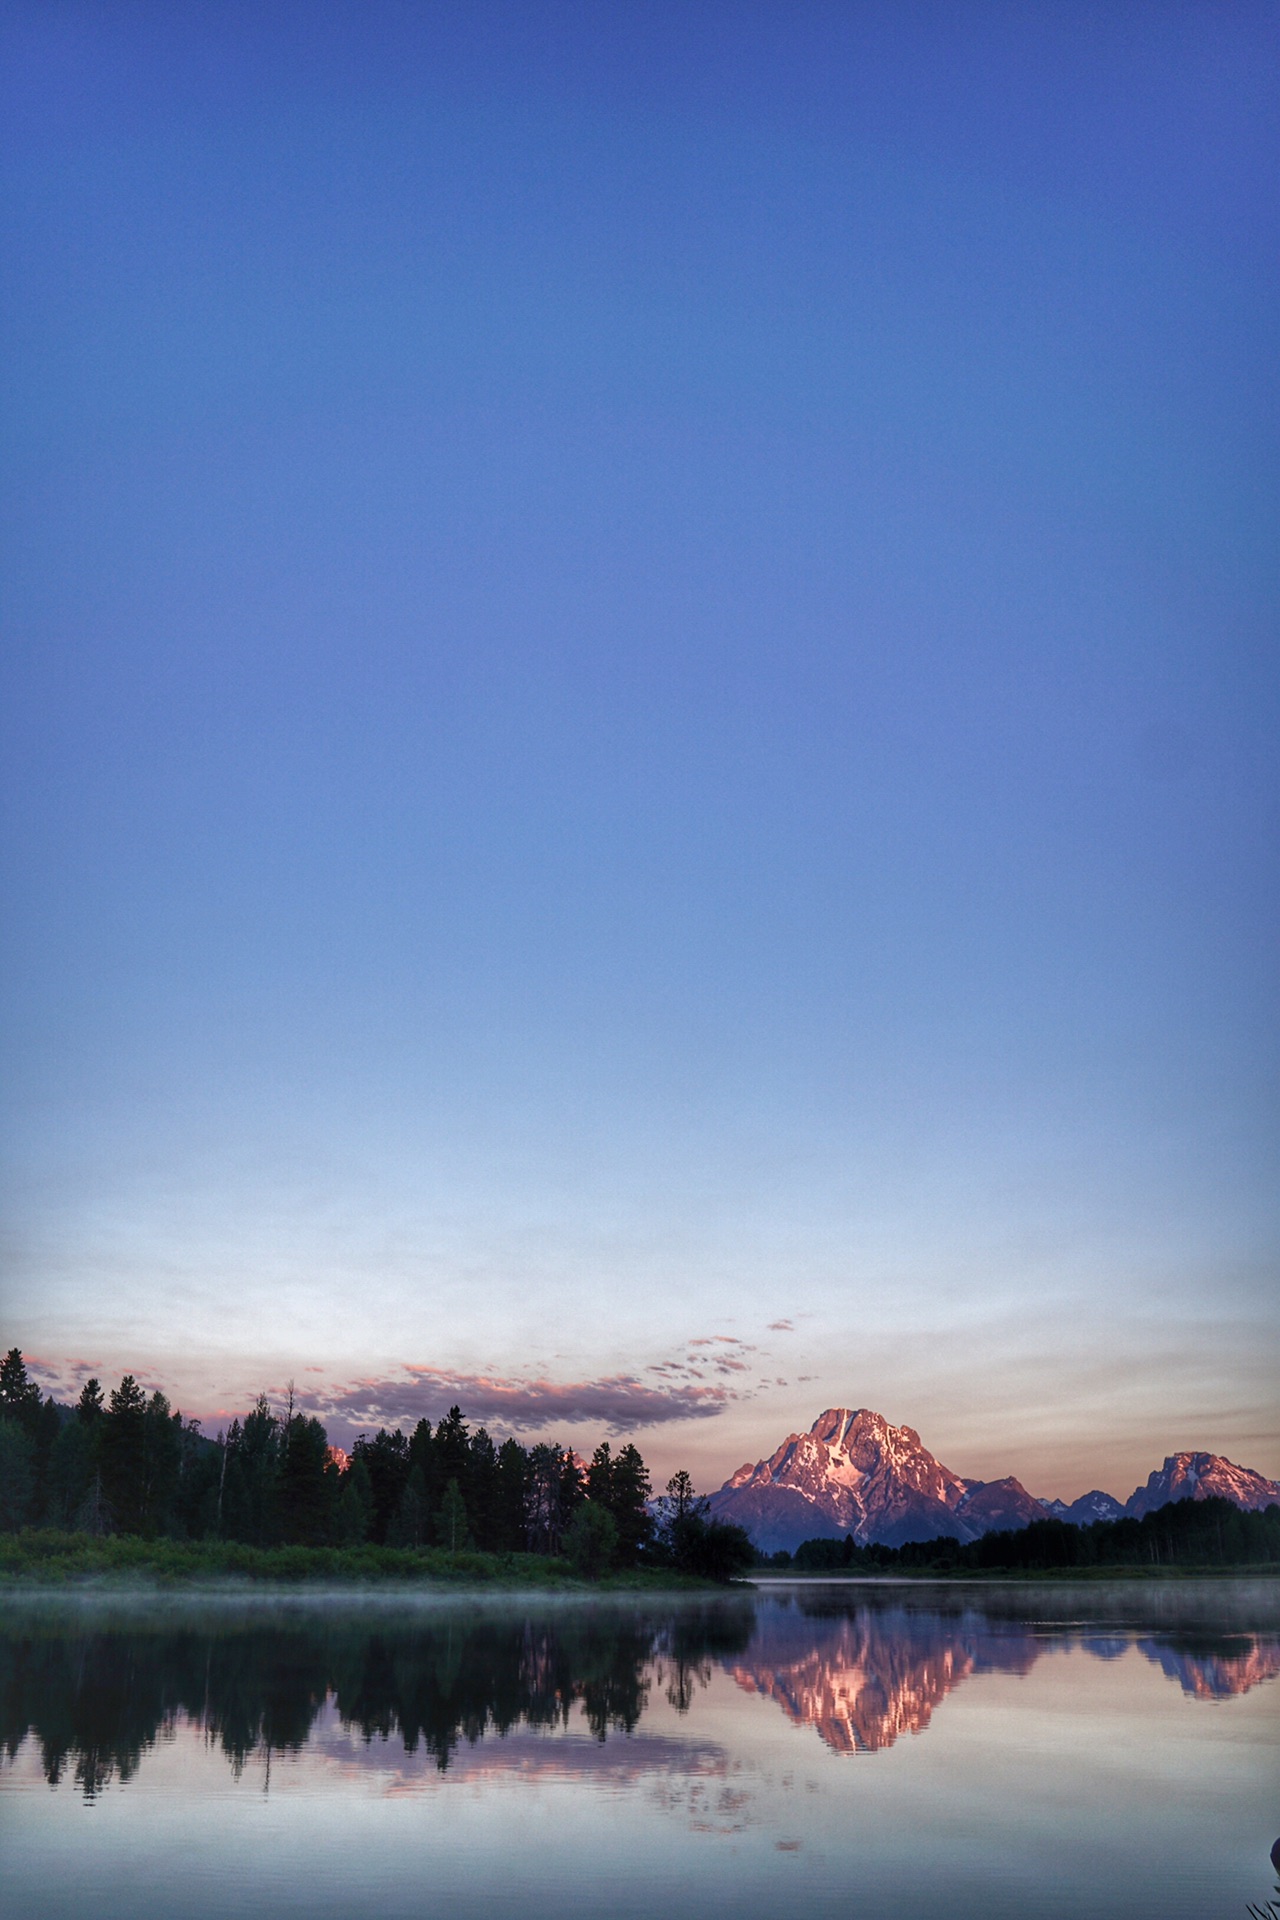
<box><xmin>0</xmin><ymin>1348</ymin><xmax>753</xmax><ymax>1580</ymax></box>
<box><xmin>782</xmin><ymin>1497</ymin><xmax>1280</xmax><ymax>1574</ymax></box>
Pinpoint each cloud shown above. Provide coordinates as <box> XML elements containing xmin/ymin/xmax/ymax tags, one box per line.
<box><xmin>294</xmin><ymin>1365</ymin><xmax>736</xmax><ymax>1436</ymax></box>
<box><xmin>768</xmin><ymin>1320</ymin><xmax>794</xmax><ymax>1333</ymax></box>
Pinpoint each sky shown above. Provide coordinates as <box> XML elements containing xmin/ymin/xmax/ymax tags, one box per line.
<box><xmin>1</xmin><ymin>1</ymin><xmax>1276</xmax><ymax>1502</ymax></box>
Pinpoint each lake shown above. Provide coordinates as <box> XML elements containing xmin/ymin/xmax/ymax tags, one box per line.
<box><xmin>2</xmin><ymin>1578</ymin><xmax>1277</xmax><ymax>1920</ymax></box>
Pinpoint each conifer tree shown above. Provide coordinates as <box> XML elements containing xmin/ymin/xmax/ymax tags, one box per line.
<box><xmin>434</xmin><ymin>1406</ymin><xmax>470</xmax><ymax>1491</ymax></box>
<box><xmin>351</xmin><ymin>1428</ymin><xmax>410</xmax><ymax>1544</ymax></box>
<box><xmin>335</xmin><ymin>1453</ymin><xmax>374</xmax><ymax>1545</ymax></box>
<box><xmin>100</xmin><ymin>1376</ymin><xmax>149</xmax><ymax>1533</ymax></box>
<box><xmin>467</xmin><ymin>1427</ymin><xmax>498</xmax><ymax>1550</ymax></box>
<box><xmin>610</xmin><ymin>1444</ymin><xmax>654</xmax><ymax>1565</ymax></box>
<box><xmin>494</xmin><ymin>1437</ymin><xmax>530</xmax><ymax>1552</ymax></box>
<box><xmin>279</xmin><ymin>1414</ymin><xmax>332</xmax><ymax>1545</ymax></box>
<box><xmin>0</xmin><ymin>1349</ymin><xmax>42</xmax><ymax>1436</ymax></box>
<box><xmin>77</xmin><ymin>1377</ymin><xmax>105</xmax><ymax>1422</ymax></box>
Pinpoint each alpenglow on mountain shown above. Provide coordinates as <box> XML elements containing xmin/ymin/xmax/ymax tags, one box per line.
<box><xmin>705</xmin><ymin>1409</ymin><xmax>1280</xmax><ymax>1554</ymax></box>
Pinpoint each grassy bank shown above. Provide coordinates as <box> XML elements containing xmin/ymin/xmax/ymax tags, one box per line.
<box><xmin>0</xmin><ymin>1529</ymin><xmax>719</xmax><ymax>1590</ymax></box>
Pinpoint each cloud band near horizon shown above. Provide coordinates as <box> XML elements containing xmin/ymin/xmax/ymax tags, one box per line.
<box><xmin>293</xmin><ymin>1365</ymin><xmax>736</xmax><ymax>1438</ymax></box>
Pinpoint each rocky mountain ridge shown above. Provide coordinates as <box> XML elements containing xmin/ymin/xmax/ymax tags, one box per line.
<box><xmin>706</xmin><ymin>1408</ymin><xmax>1280</xmax><ymax>1553</ymax></box>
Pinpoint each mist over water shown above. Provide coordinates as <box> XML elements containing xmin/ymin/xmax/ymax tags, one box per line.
<box><xmin>2</xmin><ymin>1581</ymin><xmax>1277</xmax><ymax>1920</ymax></box>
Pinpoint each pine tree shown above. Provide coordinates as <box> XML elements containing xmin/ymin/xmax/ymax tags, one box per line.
<box><xmin>434</xmin><ymin>1406</ymin><xmax>470</xmax><ymax>1491</ymax></box>
<box><xmin>100</xmin><ymin>1376</ymin><xmax>149</xmax><ymax>1533</ymax></box>
<box><xmin>525</xmin><ymin>1443</ymin><xmax>583</xmax><ymax>1554</ymax></box>
<box><xmin>587</xmin><ymin>1441</ymin><xmax>614</xmax><ymax>1507</ymax></box>
<box><xmin>220</xmin><ymin>1398</ymin><xmax>281</xmax><ymax>1545</ymax></box>
<box><xmin>494</xmin><ymin>1437</ymin><xmax>529</xmax><ymax>1552</ymax></box>
<box><xmin>335</xmin><ymin>1454</ymin><xmax>374</xmax><ymax>1545</ymax></box>
<box><xmin>610</xmin><ymin>1444</ymin><xmax>654</xmax><ymax>1566</ymax></box>
<box><xmin>279</xmin><ymin>1414</ymin><xmax>332</xmax><ymax>1545</ymax></box>
<box><xmin>350</xmin><ymin>1429</ymin><xmax>410</xmax><ymax>1544</ymax></box>
<box><xmin>0</xmin><ymin>1349</ymin><xmax>42</xmax><ymax>1436</ymax></box>
<box><xmin>141</xmin><ymin>1392</ymin><xmax>182</xmax><ymax>1536</ymax></box>
<box><xmin>467</xmin><ymin>1428</ymin><xmax>498</xmax><ymax>1550</ymax></box>
<box><xmin>408</xmin><ymin>1418</ymin><xmax>438</xmax><ymax>1516</ymax></box>
<box><xmin>77</xmin><ymin>1378</ymin><xmax>104</xmax><ymax>1423</ymax></box>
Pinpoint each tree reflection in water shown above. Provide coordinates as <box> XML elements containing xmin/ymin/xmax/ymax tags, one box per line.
<box><xmin>1</xmin><ymin>1591</ymin><xmax>1275</xmax><ymax>1794</ymax></box>
<box><xmin>0</xmin><ymin>1600</ymin><xmax>754</xmax><ymax>1795</ymax></box>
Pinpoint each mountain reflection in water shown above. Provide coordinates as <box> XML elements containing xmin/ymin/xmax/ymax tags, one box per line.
<box><xmin>733</xmin><ymin>1595</ymin><xmax>1280</xmax><ymax>1752</ymax></box>
<box><xmin>2</xmin><ymin>1586</ymin><xmax>1277</xmax><ymax>1796</ymax></box>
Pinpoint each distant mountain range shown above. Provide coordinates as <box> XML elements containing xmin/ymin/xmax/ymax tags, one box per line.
<box><xmin>706</xmin><ymin>1408</ymin><xmax>1280</xmax><ymax>1554</ymax></box>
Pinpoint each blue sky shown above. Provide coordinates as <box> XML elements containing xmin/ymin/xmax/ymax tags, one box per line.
<box><xmin>2</xmin><ymin>2</ymin><xmax>1276</xmax><ymax>1498</ymax></box>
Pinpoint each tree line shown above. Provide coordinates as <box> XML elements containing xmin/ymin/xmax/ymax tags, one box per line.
<box><xmin>782</xmin><ymin>1494</ymin><xmax>1280</xmax><ymax>1573</ymax></box>
<box><xmin>0</xmin><ymin>1348</ymin><xmax>753</xmax><ymax>1579</ymax></box>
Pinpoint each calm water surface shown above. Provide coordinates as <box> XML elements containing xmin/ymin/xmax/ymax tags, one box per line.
<box><xmin>2</xmin><ymin>1578</ymin><xmax>1277</xmax><ymax>1920</ymax></box>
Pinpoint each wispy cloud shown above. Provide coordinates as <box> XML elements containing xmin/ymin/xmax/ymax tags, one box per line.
<box><xmin>294</xmin><ymin>1365</ymin><xmax>736</xmax><ymax>1437</ymax></box>
<box><xmin>768</xmin><ymin>1320</ymin><xmax>794</xmax><ymax>1333</ymax></box>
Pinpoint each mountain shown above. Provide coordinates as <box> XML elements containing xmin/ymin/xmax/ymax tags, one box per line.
<box><xmin>953</xmin><ymin>1475</ymin><xmax>1049</xmax><ymax>1536</ymax></box>
<box><xmin>1038</xmin><ymin>1490</ymin><xmax>1125</xmax><ymax>1525</ymax></box>
<box><xmin>707</xmin><ymin>1409</ymin><xmax>1280</xmax><ymax>1554</ymax></box>
<box><xmin>1124</xmin><ymin>1452</ymin><xmax>1280</xmax><ymax>1519</ymax></box>
<box><xmin>707</xmin><ymin>1408</ymin><xmax>1022</xmax><ymax>1554</ymax></box>
<box><xmin>709</xmin><ymin>1408</ymin><xmax>970</xmax><ymax>1555</ymax></box>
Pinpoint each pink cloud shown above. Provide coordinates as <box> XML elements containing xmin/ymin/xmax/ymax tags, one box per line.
<box><xmin>293</xmin><ymin>1365</ymin><xmax>737</xmax><ymax>1437</ymax></box>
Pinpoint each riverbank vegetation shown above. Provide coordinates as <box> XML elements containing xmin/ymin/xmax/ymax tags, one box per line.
<box><xmin>0</xmin><ymin>1529</ymin><xmax>731</xmax><ymax>1588</ymax></box>
<box><xmin>778</xmin><ymin>1495</ymin><xmax>1280</xmax><ymax>1576</ymax></box>
<box><xmin>0</xmin><ymin>1348</ymin><xmax>753</xmax><ymax>1583</ymax></box>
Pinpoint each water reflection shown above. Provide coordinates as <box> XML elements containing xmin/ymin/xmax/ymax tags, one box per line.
<box><xmin>0</xmin><ymin>1599</ymin><xmax>752</xmax><ymax>1796</ymax></box>
<box><xmin>733</xmin><ymin>1590</ymin><xmax>1280</xmax><ymax>1752</ymax></box>
<box><xmin>0</xmin><ymin>1585</ymin><xmax>1276</xmax><ymax>1794</ymax></box>
<box><xmin>4</xmin><ymin>1584</ymin><xmax>1276</xmax><ymax>1920</ymax></box>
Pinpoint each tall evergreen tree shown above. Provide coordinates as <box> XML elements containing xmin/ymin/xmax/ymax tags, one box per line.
<box><xmin>493</xmin><ymin>1438</ymin><xmax>530</xmax><ymax>1553</ymax></box>
<box><xmin>77</xmin><ymin>1378</ymin><xmax>105</xmax><ymax>1423</ymax></box>
<box><xmin>220</xmin><ymin>1398</ymin><xmax>281</xmax><ymax>1545</ymax></box>
<box><xmin>140</xmin><ymin>1392</ymin><xmax>183</xmax><ymax>1536</ymax></box>
<box><xmin>0</xmin><ymin>1350</ymin><xmax>42</xmax><ymax>1436</ymax></box>
<box><xmin>587</xmin><ymin>1441</ymin><xmax>615</xmax><ymax>1507</ymax></box>
<box><xmin>100</xmin><ymin>1376</ymin><xmax>149</xmax><ymax>1533</ymax></box>
<box><xmin>467</xmin><ymin>1428</ymin><xmax>499</xmax><ymax>1550</ymax></box>
<box><xmin>173</xmin><ymin>1418</ymin><xmax>221</xmax><ymax>1539</ymax></box>
<box><xmin>278</xmin><ymin>1414</ymin><xmax>333</xmax><ymax>1545</ymax></box>
<box><xmin>525</xmin><ymin>1443</ymin><xmax>583</xmax><ymax>1554</ymax></box>
<box><xmin>433</xmin><ymin>1406</ymin><xmax>470</xmax><ymax>1492</ymax></box>
<box><xmin>335</xmin><ymin>1453</ymin><xmax>374</xmax><ymax>1545</ymax></box>
<box><xmin>407</xmin><ymin>1418</ymin><xmax>438</xmax><ymax>1515</ymax></box>
<box><xmin>351</xmin><ymin>1429</ymin><xmax>410</xmax><ymax>1544</ymax></box>
<box><xmin>609</xmin><ymin>1444</ymin><xmax>654</xmax><ymax>1566</ymax></box>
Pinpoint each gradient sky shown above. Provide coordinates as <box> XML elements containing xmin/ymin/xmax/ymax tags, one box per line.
<box><xmin>2</xmin><ymin>2</ymin><xmax>1276</xmax><ymax>1501</ymax></box>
